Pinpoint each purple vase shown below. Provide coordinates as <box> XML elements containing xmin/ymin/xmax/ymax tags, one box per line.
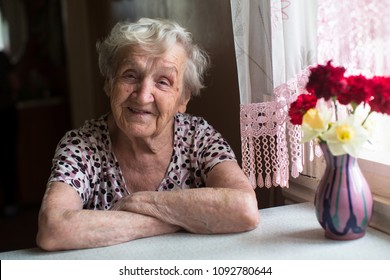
<box><xmin>314</xmin><ymin>143</ymin><xmax>373</xmax><ymax>240</ymax></box>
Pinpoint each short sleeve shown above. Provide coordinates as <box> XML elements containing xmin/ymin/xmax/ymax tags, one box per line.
<box><xmin>164</xmin><ymin>114</ymin><xmax>237</xmax><ymax>190</ymax></box>
<box><xmin>48</xmin><ymin>130</ymin><xmax>93</xmax><ymax>204</ymax></box>
<box><xmin>47</xmin><ymin>115</ymin><xmax>128</xmax><ymax>210</ymax></box>
<box><xmin>192</xmin><ymin>117</ymin><xmax>237</xmax><ymax>181</ymax></box>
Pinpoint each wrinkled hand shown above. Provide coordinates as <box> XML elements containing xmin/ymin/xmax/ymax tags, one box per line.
<box><xmin>110</xmin><ymin>195</ymin><xmax>133</xmax><ymax>211</ymax></box>
<box><xmin>109</xmin><ymin>193</ymin><xmax>183</xmax><ymax>232</ymax></box>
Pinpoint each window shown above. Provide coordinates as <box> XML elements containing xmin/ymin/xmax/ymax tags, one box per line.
<box><xmin>283</xmin><ymin>0</ymin><xmax>390</xmax><ymax>234</ymax></box>
<box><xmin>359</xmin><ymin>110</ymin><xmax>390</xmax><ymax>200</ymax></box>
<box><xmin>0</xmin><ymin>9</ymin><xmax>9</xmax><ymax>51</ymax></box>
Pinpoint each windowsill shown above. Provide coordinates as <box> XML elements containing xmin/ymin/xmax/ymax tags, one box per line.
<box><xmin>283</xmin><ymin>176</ymin><xmax>390</xmax><ymax>235</ymax></box>
<box><xmin>371</xmin><ymin>195</ymin><xmax>390</xmax><ymax>234</ymax></box>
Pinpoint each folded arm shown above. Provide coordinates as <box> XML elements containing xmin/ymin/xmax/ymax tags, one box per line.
<box><xmin>37</xmin><ymin>161</ymin><xmax>259</xmax><ymax>251</ymax></box>
<box><xmin>36</xmin><ymin>182</ymin><xmax>181</xmax><ymax>251</ymax></box>
<box><xmin>112</xmin><ymin>161</ymin><xmax>259</xmax><ymax>234</ymax></box>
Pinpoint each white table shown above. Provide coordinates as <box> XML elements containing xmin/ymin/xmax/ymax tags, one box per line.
<box><xmin>1</xmin><ymin>203</ymin><xmax>389</xmax><ymax>260</ymax></box>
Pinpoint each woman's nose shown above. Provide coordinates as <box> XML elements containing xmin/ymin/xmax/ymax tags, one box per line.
<box><xmin>132</xmin><ymin>79</ymin><xmax>155</xmax><ymax>103</ymax></box>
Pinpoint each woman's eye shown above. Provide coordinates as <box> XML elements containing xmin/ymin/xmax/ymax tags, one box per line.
<box><xmin>159</xmin><ymin>80</ymin><xmax>169</xmax><ymax>86</ymax></box>
<box><xmin>157</xmin><ymin>78</ymin><xmax>172</xmax><ymax>87</ymax></box>
<box><xmin>124</xmin><ymin>74</ymin><xmax>137</xmax><ymax>81</ymax></box>
<box><xmin>118</xmin><ymin>72</ymin><xmax>138</xmax><ymax>83</ymax></box>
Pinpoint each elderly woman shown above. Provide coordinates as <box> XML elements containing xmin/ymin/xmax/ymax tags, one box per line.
<box><xmin>36</xmin><ymin>18</ymin><xmax>259</xmax><ymax>251</ymax></box>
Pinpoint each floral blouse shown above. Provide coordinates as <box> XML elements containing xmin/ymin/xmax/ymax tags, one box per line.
<box><xmin>48</xmin><ymin>113</ymin><xmax>236</xmax><ymax>210</ymax></box>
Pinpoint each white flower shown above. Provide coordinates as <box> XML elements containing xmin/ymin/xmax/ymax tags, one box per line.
<box><xmin>321</xmin><ymin>114</ymin><xmax>369</xmax><ymax>157</ymax></box>
<box><xmin>356</xmin><ymin>104</ymin><xmax>375</xmax><ymax>138</ymax></box>
<box><xmin>301</xmin><ymin>99</ymin><xmax>333</xmax><ymax>142</ymax></box>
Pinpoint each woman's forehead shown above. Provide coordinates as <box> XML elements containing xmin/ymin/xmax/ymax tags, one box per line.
<box><xmin>116</xmin><ymin>44</ymin><xmax>187</xmax><ymax>71</ymax></box>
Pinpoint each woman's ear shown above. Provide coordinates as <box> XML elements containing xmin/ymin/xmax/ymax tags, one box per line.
<box><xmin>178</xmin><ymin>90</ymin><xmax>191</xmax><ymax>113</ymax></box>
<box><xmin>104</xmin><ymin>78</ymin><xmax>112</xmax><ymax>98</ymax></box>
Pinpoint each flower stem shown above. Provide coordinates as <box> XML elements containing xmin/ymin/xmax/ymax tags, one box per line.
<box><xmin>362</xmin><ymin>111</ymin><xmax>373</xmax><ymax>126</ymax></box>
<box><xmin>333</xmin><ymin>98</ymin><xmax>339</xmax><ymax>121</ymax></box>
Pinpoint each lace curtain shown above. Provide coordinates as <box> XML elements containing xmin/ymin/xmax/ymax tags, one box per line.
<box><xmin>231</xmin><ymin>0</ymin><xmax>390</xmax><ymax>189</ymax></box>
<box><xmin>230</xmin><ymin>0</ymin><xmax>317</xmax><ymax>188</ymax></box>
<box><xmin>318</xmin><ymin>0</ymin><xmax>390</xmax><ymax>76</ymax></box>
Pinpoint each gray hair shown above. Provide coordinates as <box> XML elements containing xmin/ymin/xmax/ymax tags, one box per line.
<box><xmin>96</xmin><ymin>18</ymin><xmax>210</xmax><ymax>97</ymax></box>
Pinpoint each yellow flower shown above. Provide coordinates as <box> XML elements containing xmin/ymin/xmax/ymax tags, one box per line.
<box><xmin>303</xmin><ymin>108</ymin><xmax>327</xmax><ymax>130</ymax></box>
<box><xmin>301</xmin><ymin>99</ymin><xmax>332</xmax><ymax>142</ymax></box>
<box><xmin>335</xmin><ymin>124</ymin><xmax>355</xmax><ymax>142</ymax></box>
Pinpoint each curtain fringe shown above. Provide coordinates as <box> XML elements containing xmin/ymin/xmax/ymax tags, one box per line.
<box><xmin>240</xmin><ymin>68</ymin><xmax>312</xmax><ymax>188</ymax></box>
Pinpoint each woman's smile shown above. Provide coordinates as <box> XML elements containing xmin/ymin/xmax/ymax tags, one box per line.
<box><xmin>127</xmin><ymin>107</ymin><xmax>154</xmax><ymax>116</ymax></box>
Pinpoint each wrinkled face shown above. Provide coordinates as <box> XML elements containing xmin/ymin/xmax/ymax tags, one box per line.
<box><xmin>108</xmin><ymin>44</ymin><xmax>190</xmax><ymax>141</ymax></box>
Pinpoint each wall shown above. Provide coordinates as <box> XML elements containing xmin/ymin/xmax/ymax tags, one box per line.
<box><xmin>63</xmin><ymin>0</ymin><xmax>242</xmax><ymax>162</ymax></box>
<box><xmin>0</xmin><ymin>0</ymin><xmax>71</xmax><ymax>208</ymax></box>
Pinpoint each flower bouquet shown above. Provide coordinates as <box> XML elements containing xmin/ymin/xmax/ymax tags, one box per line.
<box><xmin>288</xmin><ymin>60</ymin><xmax>390</xmax><ymax>157</ymax></box>
<box><xmin>288</xmin><ymin>61</ymin><xmax>390</xmax><ymax>240</ymax></box>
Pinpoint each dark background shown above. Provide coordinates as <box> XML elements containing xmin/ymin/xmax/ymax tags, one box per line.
<box><xmin>0</xmin><ymin>0</ymin><xmax>283</xmax><ymax>252</ymax></box>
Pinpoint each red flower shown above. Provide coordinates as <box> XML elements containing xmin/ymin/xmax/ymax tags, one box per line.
<box><xmin>369</xmin><ymin>76</ymin><xmax>390</xmax><ymax>115</ymax></box>
<box><xmin>338</xmin><ymin>75</ymin><xmax>372</xmax><ymax>106</ymax></box>
<box><xmin>288</xmin><ymin>93</ymin><xmax>318</xmax><ymax>125</ymax></box>
<box><xmin>305</xmin><ymin>61</ymin><xmax>346</xmax><ymax>100</ymax></box>
<box><xmin>289</xmin><ymin>60</ymin><xmax>390</xmax><ymax>127</ymax></box>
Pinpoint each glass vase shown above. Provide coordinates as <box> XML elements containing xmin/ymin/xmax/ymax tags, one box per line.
<box><xmin>314</xmin><ymin>143</ymin><xmax>373</xmax><ymax>240</ymax></box>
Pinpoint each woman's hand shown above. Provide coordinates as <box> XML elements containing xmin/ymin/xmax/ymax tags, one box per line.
<box><xmin>112</xmin><ymin>161</ymin><xmax>259</xmax><ymax>234</ymax></box>
<box><xmin>36</xmin><ymin>182</ymin><xmax>181</xmax><ymax>251</ymax></box>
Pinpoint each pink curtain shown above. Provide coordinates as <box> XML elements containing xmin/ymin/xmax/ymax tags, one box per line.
<box><xmin>231</xmin><ymin>0</ymin><xmax>317</xmax><ymax>188</ymax></box>
<box><xmin>231</xmin><ymin>0</ymin><xmax>390</xmax><ymax>189</ymax></box>
<box><xmin>318</xmin><ymin>0</ymin><xmax>390</xmax><ymax>76</ymax></box>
